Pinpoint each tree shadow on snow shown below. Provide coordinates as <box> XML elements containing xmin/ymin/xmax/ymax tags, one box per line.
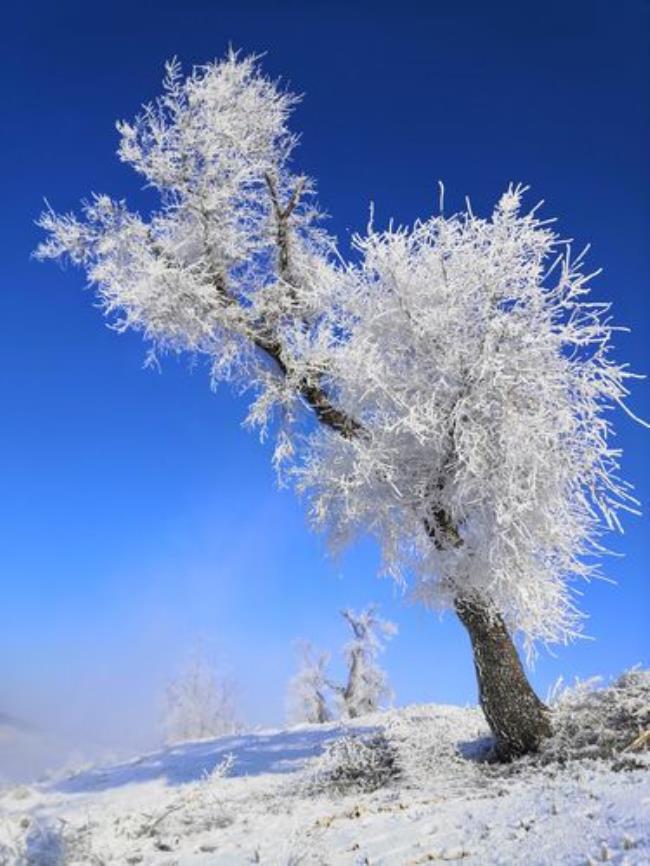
<box><xmin>50</xmin><ymin>725</ymin><xmax>379</xmax><ymax>794</ymax></box>
<box><xmin>457</xmin><ymin>735</ymin><xmax>497</xmax><ymax>763</ymax></box>
<box><xmin>23</xmin><ymin>822</ymin><xmax>66</xmax><ymax>866</ymax></box>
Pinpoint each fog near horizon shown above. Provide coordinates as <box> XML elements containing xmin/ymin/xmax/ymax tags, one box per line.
<box><xmin>0</xmin><ymin>565</ymin><xmax>385</xmax><ymax>784</ymax></box>
<box><xmin>0</xmin><ymin>624</ymin><xmax>298</xmax><ymax>784</ymax></box>
<box><xmin>1</xmin><ymin>642</ymin><xmax>174</xmax><ymax>784</ymax></box>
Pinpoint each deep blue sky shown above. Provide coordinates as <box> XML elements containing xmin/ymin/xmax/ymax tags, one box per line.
<box><xmin>1</xmin><ymin>0</ymin><xmax>648</xmax><ymax>757</ymax></box>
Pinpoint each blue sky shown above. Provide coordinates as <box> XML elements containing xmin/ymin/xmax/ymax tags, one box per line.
<box><xmin>1</xmin><ymin>0</ymin><xmax>648</xmax><ymax>755</ymax></box>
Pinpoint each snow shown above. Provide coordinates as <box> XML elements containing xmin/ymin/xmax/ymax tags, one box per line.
<box><xmin>1</xmin><ymin>703</ymin><xmax>647</xmax><ymax>865</ymax></box>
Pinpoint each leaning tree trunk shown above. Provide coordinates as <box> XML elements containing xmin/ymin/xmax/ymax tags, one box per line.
<box><xmin>455</xmin><ymin>594</ymin><xmax>552</xmax><ymax>759</ymax></box>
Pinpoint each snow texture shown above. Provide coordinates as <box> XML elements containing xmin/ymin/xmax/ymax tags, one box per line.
<box><xmin>1</xmin><ymin>677</ymin><xmax>648</xmax><ymax>865</ymax></box>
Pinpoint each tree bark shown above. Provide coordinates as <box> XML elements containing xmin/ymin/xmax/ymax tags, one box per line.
<box><xmin>455</xmin><ymin>594</ymin><xmax>552</xmax><ymax>758</ymax></box>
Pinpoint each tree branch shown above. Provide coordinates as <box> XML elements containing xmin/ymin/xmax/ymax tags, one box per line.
<box><xmin>251</xmin><ymin>330</ymin><xmax>363</xmax><ymax>440</ymax></box>
<box><xmin>264</xmin><ymin>172</ymin><xmax>307</xmax><ymax>299</ymax></box>
<box><xmin>207</xmin><ymin>177</ymin><xmax>459</xmax><ymax>538</ymax></box>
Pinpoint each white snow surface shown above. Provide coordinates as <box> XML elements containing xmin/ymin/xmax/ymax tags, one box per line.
<box><xmin>0</xmin><ymin>703</ymin><xmax>648</xmax><ymax>866</ymax></box>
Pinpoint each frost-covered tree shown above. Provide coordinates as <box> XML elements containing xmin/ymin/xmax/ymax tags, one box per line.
<box><xmin>162</xmin><ymin>646</ymin><xmax>240</xmax><ymax>744</ymax></box>
<box><xmin>333</xmin><ymin>607</ymin><xmax>397</xmax><ymax>719</ymax></box>
<box><xmin>286</xmin><ymin>640</ymin><xmax>332</xmax><ymax>724</ymax></box>
<box><xmin>37</xmin><ymin>51</ymin><xmax>646</xmax><ymax>757</ymax></box>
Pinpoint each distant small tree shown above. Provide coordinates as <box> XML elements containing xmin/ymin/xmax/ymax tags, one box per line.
<box><xmin>162</xmin><ymin>646</ymin><xmax>240</xmax><ymax>744</ymax></box>
<box><xmin>286</xmin><ymin>640</ymin><xmax>332</xmax><ymax>724</ymax></box>
<box><xmin>333</xmin><ymin>607</ymin><xmax>397</xmax><ymax>719</ymax></box>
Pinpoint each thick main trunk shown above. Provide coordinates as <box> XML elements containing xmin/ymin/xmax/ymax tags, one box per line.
<box><xmin>455</xmin><ymin>594</ymin><xmax>552</xmax><ymax>759</ymax></box>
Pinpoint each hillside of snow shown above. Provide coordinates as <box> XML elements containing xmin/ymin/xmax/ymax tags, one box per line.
<box><xmin>0</xmin><ymin>691</ymin><xmax>648</xmax><ymax>866</ymax></box>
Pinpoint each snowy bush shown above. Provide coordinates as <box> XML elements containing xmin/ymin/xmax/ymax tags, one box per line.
<box><xmin>309</xmin><ymin>732</ymin><xmax>400</xmax><ymax>795</ymax></box>
<box><xmin>541</xmin><ymin>669</ymin><xmax>650</xmax><ymax>765</ymax></box>
<box><xmin>287</xmin><ymin>606</ymin><xmax>396</xmax><ymax>724</ymax></box>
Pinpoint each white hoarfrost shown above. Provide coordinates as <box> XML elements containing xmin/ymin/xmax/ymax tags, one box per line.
<box><xmin>1</xmin><ymin>677</ymin><xmax>648</xmax><ymax>865</ymax></box>
<box><xmin>335</xmin><ymin>607</ymin><xmax>397</xmax><ymax>719</ymax></box>
<box><xmin>36</xmin><ymin>51</ymin><xmax>645</xmax><ymax>649</ymax></box>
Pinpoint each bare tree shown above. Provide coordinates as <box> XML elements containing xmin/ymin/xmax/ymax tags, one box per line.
<box><xmin>37</xmin><ymin>52</ymin><xmax>646</xmax><ymax>757</ymax></box>
<box><xmin>286</xmin><ymin>640</ymin><xmax>332</xmax><ymax>724</ymax></box>
<box><xmin>162</xmin><ymin>645</ymin><xmax>240</xmax><ymax>744</ymax></box>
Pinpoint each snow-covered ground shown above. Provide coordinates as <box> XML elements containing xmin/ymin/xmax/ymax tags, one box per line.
<box><xmin>0</xmin><ymin>703</ymin><xmax>648</xmax><ymax>866</ymax></box>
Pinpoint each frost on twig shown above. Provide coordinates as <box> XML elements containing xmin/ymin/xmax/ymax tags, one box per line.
<box><xmin>307</xmin><ymin>732</ymin><xmax>400</xmax><ymax>796</ymax></box>
<box><xmin>539</xmin><ymin>669</ymin><xmax>650</xmax><ymax>765</ymax></box>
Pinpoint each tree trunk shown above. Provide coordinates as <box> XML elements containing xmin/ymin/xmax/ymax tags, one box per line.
<box><xmin>315</xmin><ymin>690</ymin><xmax>330</xmax><ymax>724</ymax></box>
<box><xmin>343</xmin><ymin>647</ymin><xmax>363</xmax><ymax>719</ymax></box>
<box><xmin>455</xmin><ymin>594</ymin><xmax>552</xmax><ymax>759</ymax></box>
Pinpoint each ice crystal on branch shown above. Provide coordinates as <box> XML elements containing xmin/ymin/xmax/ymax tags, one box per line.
<box><xmin>37</xmin><ymin>52</ymin><xmax>645</xmax><ymax>652</ymax></box>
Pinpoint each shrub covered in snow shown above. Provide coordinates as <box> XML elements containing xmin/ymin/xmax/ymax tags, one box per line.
<box><xmin>309</xmin><ymin>732</ymin><xmax>400</xmax><ymax>796</ymax></box>
<box><xmin>541</xmin><ymin>670</ymin><xmax>650</xmax><ymax>765</ymax></box>
<box><xmin>287</xmin><ymin>606</ymin><xmax>396</xmax><ymax>724</ymax></box>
